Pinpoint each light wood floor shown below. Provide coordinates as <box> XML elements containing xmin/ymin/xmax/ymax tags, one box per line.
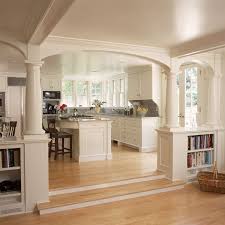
<box><xmin>49</xmin><ymin>143</ymin><xmax>157</xmax><ymax>190</ymax></box>
<box><xmin>2</xmin><ymin>184</ymin><xmax>225</xmax><ymax>225</ymax></box>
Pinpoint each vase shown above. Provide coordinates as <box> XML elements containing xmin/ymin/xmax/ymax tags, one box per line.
<box><xmin>95</xmin><ymin>106</ymin><xmax>101</xmax><ymax>114</ymax></box>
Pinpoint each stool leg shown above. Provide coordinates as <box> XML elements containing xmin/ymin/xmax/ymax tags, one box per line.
<box><xmin>49</xmin><ymin>139</ymin><xmax>52</xmax><ymax>158</ymax></box>
<box><xmin>70</xmin><ymin>136</ymin><xmax>72</xmax><ymax>158</ymax></box>
<box><xmin>55</xmin><ymin>137</ymin><xmax>58</xmax><ymax>160</ymax></box>
<box><xmin>62</xmin><ymin>138</ymin><xmax>64</xmax><ymax>158</ymax></box>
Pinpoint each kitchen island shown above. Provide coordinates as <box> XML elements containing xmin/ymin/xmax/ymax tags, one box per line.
<box><xmin>56</xmin><ymin>117</ymin><xmax>112</xmax><ymax>162</ymax></box>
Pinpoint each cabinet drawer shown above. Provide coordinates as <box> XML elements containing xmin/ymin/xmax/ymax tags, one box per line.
<box><xmin>125</xmin><ymin>119</ymin><xmax>141</xmax><ymax>128</ymax></box>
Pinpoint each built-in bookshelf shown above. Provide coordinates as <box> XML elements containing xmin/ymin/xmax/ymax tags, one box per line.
<box><xmin>187</xmin><ymin>133</ymin><xmax>215</xmax><ymax>181</ymax></box>
<box><xmin>0</xmin><ymin>145</ymin><xmax>24</xmax><ymax>216</ymax></box>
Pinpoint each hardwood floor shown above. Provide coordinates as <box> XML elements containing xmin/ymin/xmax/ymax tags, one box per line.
<box><xmin>49</xmin><ymin>143</ymin><xmax>157</xmax><ymax>190</ymax></box>
<box><xmin>2</xmin><ymin>184</ymin><xmax>225</xmax><ymax>225</ymax></box>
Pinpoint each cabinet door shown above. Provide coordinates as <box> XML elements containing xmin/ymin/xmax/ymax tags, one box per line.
<box><xmin>111</xmin><ymin>119</ymin><xmax>120</xmax><ymax>141</ymax></box>
<box><xmin>128</xmin><ymin>74</ymin><xmax>141</xmax><ymax>100</ymax></box>
<box><xmin>0</xmin><ymin>76</ymin><xmax>7</xmax><ymax>91</ymax></box>
<box><xmin>41</xmin><ymin>78</ymin><xmax>61</xmax><ymax>91</ymax></box>
<box><xmin>140</xmin><ymin>71</ymin><xmax>152</xmax><ymax>99</ymax></box>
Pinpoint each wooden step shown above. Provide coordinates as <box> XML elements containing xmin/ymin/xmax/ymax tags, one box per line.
<box><xmin>49</xmin><ymin>171</ymin><xmax>165</xmax><ymax>196</ymax></box>
<box><xmin>38</xmin><ymin>179</ymin><xmax>184</xmax><ymax>215</ymax></box>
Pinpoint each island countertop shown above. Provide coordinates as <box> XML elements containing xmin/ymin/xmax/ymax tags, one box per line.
<box><xmin>56</xmin><ymin>117</ymin><xmax>112</xmax><ymax>162</ymax></box>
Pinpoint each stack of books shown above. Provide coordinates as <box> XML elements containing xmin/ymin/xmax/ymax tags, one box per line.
<box><xmin>0</xmin><ymin>149</ymin><xmax>20</xmax><ymax>169</ymax></box>
<box><xmin>188</xmin><ymin>134</ymin><xmax>213</xmax><ymax>150</ymax></box>
<box><xmin>187</xmin><ymin>151</ymin><xmax>212</xmax><ymax>168</ymax></box>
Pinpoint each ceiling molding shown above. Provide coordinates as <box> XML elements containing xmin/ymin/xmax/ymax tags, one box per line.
<box><xmin>171</xmin><ymin>30</ymin><xmax>225</xmax><ymax>58</ymax></box>
<box><xmin>41</xmin><ymin>36</ymin><xmax>171</xmax><ymax>69</ymax></box>
<box><xmin>28</xmin><ymin>0</ymin><xmax>75</xmax><ymax>45</ymax></box>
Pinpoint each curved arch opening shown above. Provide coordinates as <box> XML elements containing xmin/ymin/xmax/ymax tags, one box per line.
<box><xmin>178</xmin><ymin>60</ymin><xmax>214</xmax><ymax>128</ymax></box>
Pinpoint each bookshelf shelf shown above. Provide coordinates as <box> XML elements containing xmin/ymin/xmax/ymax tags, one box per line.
<box><xmin>186</xmin><ymin>133</ymin><xmax>215</xmax><ymax>181</ymax></box>
<box><xmin>0</xmin><ymin>145</ymin><xmax>24</xmax><ymax>216</ymax></box>
<box><xmin>187</xmin><ymin>164</ymin><xmax>213</xmax><ymax>171</ymax></box>
<box><xmin>0</xmin><ymin>167</ymin><xmax>21</xmax><ymax>172</ymax></box>
<box><xmin>0</xmin><ymin>191</ymin><xmax>21</xmax><ymax>198</ymax></box>
<box><xmin>187</xmin><ymin>148</ymin><xmax>214</xmax><ymax>153</ymax></box>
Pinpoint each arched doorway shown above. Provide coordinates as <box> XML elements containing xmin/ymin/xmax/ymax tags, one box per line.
<box><xmin>41</xmin><ymin>50</ymin><xmax>165</xmax><ymax>190</ymax></box>
<box><xmin>178</xmin><ymin>61</ymin><xmax>213</xmax><ymax>128</ymax></box>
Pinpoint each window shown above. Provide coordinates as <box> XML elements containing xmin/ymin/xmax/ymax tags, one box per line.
<box><xmin>76</xmin><ymin>81</ymin><xmax>88</xmax><ymax>106</ymax></box>
<box><xmin>62</xmin><ymin>80</ymin><xmax>74</xmax><ymax>106</ymax></box>
<box><xmin>61</xmin><ymin>77</ymin><xmax>127</xmax><ymax>107</ymax></box>
<box><xmin>90</xmin><ymin>81</ymin><xmax>102</xmax><ymax>102</ymax></box>
<box><xmin>185</xmin><ymin>67</ymin><xmax>198</xmax><ymax>128</ymax></box>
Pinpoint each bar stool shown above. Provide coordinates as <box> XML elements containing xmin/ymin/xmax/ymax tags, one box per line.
<box><xmin>47</xmin><ymin>119</ymin><xmax>73</xmax><ymax>160</ymax></box>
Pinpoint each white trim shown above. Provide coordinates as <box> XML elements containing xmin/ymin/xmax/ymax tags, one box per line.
<box><xmin>49</xmin><ymin>174</ymin><xmax>165</xmax><ymax>196</ymax></box>
<box><xmin>40</xmin><ymin>184</ymin><xmax>184</xmax><ymax>215</ymax></box>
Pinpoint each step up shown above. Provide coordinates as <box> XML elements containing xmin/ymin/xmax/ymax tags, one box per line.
<box><xmin>49</xmin><ymin>171</ymin><xmax>166</xmax><ymax>196</ymax></box>
<box><xmin>38</xmin><ymin>179</ymin><xmax>184</xmax><ymax>215</ymax></box>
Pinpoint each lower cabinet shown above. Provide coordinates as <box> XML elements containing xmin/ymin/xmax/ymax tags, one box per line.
<box><xmin>111</xmin><ymin>116</ymin><xmax>159</xmax><ymax>152</ymax></box>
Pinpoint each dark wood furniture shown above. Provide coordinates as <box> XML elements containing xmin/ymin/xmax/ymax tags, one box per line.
<box><xmin>47</xmin><ymin>119</ymin><xmax>72</xmax><ymax>160</ymax></box>
<box><xmin>8</xmin><ymin>121</ymin><xmax>17</xmax><ymax>136</ymax></box>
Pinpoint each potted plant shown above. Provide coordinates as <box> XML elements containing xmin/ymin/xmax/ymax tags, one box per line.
<box><xmin>55</xmin><ymin>104</ymin><xmax>68</xmax><ymax>116</ymax></box>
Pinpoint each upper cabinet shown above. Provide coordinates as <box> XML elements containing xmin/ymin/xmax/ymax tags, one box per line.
<box><xmin>128</xmin><ymin>70</ymin><xmax>152</xmax><ymax>100</ymax></box>
<box><xmin>41</xmin><ymin>77</ymin><xmax>62</xmax><ymax>91</ymax></box>
<box><xmin>0</xmin><ymin>76</ymin><xmax>7</xmax><ymax>92</ymax></box>
<box><xmin>127</xmin><ymin>65</ymin><xmax>161</xmax><ymax>102</ymax></box>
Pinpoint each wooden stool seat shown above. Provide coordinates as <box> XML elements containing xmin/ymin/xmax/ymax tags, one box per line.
<box><xmin>51</xmin><ymin>132</ymin><xmax>72</xmax><ymax>139</ymax></box>
<box><xmin>47</xmin><ymin>119</ymin><xmax>73</xmax><ymax>160</ymax></box>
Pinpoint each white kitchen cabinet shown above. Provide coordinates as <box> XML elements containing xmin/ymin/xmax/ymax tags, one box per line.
<box><xmin>111</xmin><ymin>116</ymin><xmax>159</xmax><ymax>152</ymax></box>
<box><xmin>140</xmin><ymin>70</ymin><xmax>152</xmax><ymax>99</ymax></box>
<box><xmin>0</xmin><ymin>76</ymin><xmax>7</xmax><ymax>91</ymax></box>
<box><xmin>41</xmin><ymin>77</ymin><xmax>61</xmax><ymax>91</ymax></box>
<box><xmin>128</xmin><ymin>73</ymin><xmax>141</xmax><ymax>100</ymax></box>
<box><xmin>127</xmin><ymin>70</ymin><xmax>152</xmax><ymax>100</ymax></box>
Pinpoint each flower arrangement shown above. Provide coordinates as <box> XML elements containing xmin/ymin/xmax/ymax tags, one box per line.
<box><xmin>92</xmin><ymin>100</ymin><xmax>106</xmax><ymax>107</ymax></box>
<box><xmin>137</xmin><ymin>105</ymin><xmax>148</xmax><ymax>117</ymax></box>
<box><xmin>54</xmin><ymin>104</ymin><xmax>68</xmax><ymax>113</ymax></box>
<box><xmin>92</xmin><ymin>100</ymin><xmax>106</xmax><ymax>113</ymax></box>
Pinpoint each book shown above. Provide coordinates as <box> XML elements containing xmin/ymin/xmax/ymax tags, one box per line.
<box><xmin>14</xmin><ymin>149</ymin><xmax>20</xmax><ymax>167</ymax></box>
<box><xmin>0</xmin><ymin>151</ymin><xmax>2</xmax><ymax>169</ymax></box>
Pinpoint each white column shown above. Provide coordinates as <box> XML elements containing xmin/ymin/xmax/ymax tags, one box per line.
<box><xmin>206</xmin><ymin>75</ymin><xmax>218</xmax><ymax>126</ymax></box>
<box><xmin>24</xmin><ymin>60</ymin><xmax>44</xmax><ymax>137</ymax></box>
<box><xmin>165</xmin><ymin>72</ymin><xmax>179</xmax><ymax>128</ymax></box>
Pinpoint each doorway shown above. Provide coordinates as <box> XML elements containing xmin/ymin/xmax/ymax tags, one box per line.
<box><xmin>179</xmin><ymin>66</ymin><xmax>199</xmax><ymax>128</ymax></box>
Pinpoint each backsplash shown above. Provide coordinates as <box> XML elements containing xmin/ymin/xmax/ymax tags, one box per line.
<box><xmin>66</xmin><ymin>99</ymin><xmax>159</xmax><ymax>117</ymax></box>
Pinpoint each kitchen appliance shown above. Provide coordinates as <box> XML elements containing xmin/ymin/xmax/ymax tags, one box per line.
<box><xmin>43</xmin><ymin>91</ymin><xmax>61</xmax><ymax>100</ymax></box>
<box><xmin>42</xmin><ymin>102</ymin><xmax>57</xmax><ymax>114</ymax></box>
<box><xmin>0</xmin><ymin>92</ymin><xmax>5</xmax><ymax>117</ymax></box>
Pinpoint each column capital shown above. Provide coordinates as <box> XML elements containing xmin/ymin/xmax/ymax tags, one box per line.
<box><xmin>164</xmin><ymin>70</ymin><xmax>179</xmax><ymax>78</ymax></box>
<box><xmin>24</xmin><ymin>60</ymin><xmax>44</xmax><ymax>67</ymax></box>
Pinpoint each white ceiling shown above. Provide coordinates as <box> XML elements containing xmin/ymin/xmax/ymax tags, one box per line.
<box><xmin>51</xmin><ymin>0</ymin><xmax>225</xmax><ymax>49</ymax></box>
<box><xmin>41</xmin><ymin>51</ymin><xmax>152</xmax><ymax>77</ymax></box>
<box><xmin>0</xmin><ymin>0</ymin><xmax>52</xmax><ymax>41</ymax></box>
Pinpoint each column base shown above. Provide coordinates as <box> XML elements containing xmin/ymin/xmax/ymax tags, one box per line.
<box><xmin>160</xmin><ymin>126</ymin><xmax>185</xmax><ymax>132</ymax></box>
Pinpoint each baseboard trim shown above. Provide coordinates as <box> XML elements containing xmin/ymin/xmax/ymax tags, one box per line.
<box><xmin>40</xmin><ymin>184</ymin><xmax>184</xmax><ymax>215</ymax></box>
<box><xmin>49</xmin><ymin>174</ymin><xmax>165</xmax><ymax>196</ymax></box>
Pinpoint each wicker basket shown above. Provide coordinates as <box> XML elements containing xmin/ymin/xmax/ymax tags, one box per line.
<box><xmin>197</xmin><ymin>163</ymin><xmax>225</xmax><ymax>194</ymax></box>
